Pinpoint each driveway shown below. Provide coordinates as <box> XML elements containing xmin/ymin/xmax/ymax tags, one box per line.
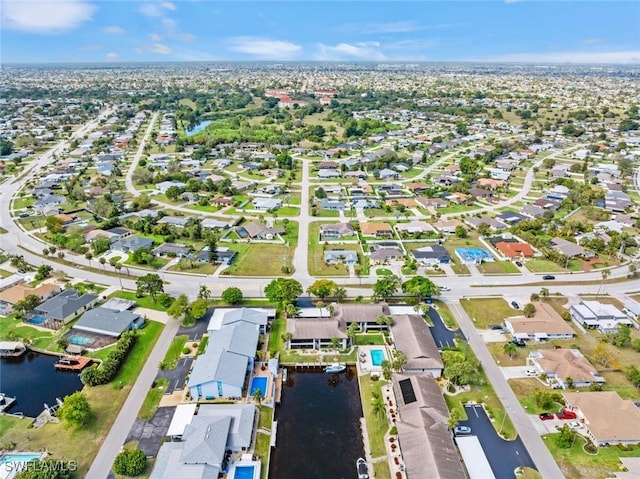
<box><xmin>125</xmin><ymin>406</ymin><xmax>175</xmax><ymax>457</ymax></box>
<box><xmin>177</xmin><ymin>310</ymin><xmax>210</xmax><ymax>340</ymax></box>
<box><xmin>500</xmin><ymin>366</ymin><xmax>539</xmax><ymax>380</ymax></box>
<box><xmin>157</xmin><ymin>357</ymin><xmax>193</xmax><ymax>394</ymax></box>
<box><xmin>427</xmin><ymin>306</ymin><xmax>464</xmax><ymax>348</ymax></box>
<box><xmin>459</xmin><ymin>404</ymin><xmax>536</xmax><ymax>478</ymax></box>
<box><xmin>479</xmin><ymin>329</ymin><xmax>508</xmax><ymax>343</ymax></box>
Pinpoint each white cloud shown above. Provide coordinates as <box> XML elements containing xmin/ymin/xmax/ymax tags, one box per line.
<box><xmin>227</xmin><ymin>36</ymin><xmax>302</xmax><ymax>59</ymax></box>
<box><xmin>105</xmin><ymin>52</ymin><xmax>119</xmax><ymax>61</ymax></box>
<box><xmin>583</xmin><ymin>38</ymin><xmax>603</xmax><ymax>45</ymax></box>
<box><xmin>137</xmin><ymin>43</ymin><xmax>173</xmax><ymax>55</ymax></box>
<box><xmin>149</xmin><ymin>32</ymin><xmax>163</xmax><ymax>42</ymax></box>
<box><xmin>138</xmin><ymin>2</ymin><xmax>162</xmax><ymax>17</ymax></box>
<box><xmin>103</xmin><ymin>25</ymin><xmax>125</xmax><ymax>34</ymax></box>
<box><xmin>1</xmin><ymin>0</ymin><xmax>95</xmax><ymax>33</ymax></box>
<box><xmin>487</xmin><ymin>50</ymin><xmax>640</xmax><ymax>64</ymax></box>
<box><xmin>160</xmin><ymin>1</ymin><xmax>176</xmax><ymax>10</ymax></box>
<box><xmin>172</xmin><ymin>32</ymin><xmax>195</xmax><ymax>42</ymax></box>
<box><xmin>315</xmin><ymin>42</ymin><xmax>386</xmax><ymax>61</ymax></box>
<box><xmin>361</xmin><ymin>21</ymin><xmax>419</xmax><ymax>34</ymax></box>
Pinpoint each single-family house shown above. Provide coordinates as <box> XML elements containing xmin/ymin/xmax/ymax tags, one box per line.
<box><xmin>528</xmin><ymin>349</ymin><xmax>604</xmax><ymax>389</ymax></box>
<box><xmin>505</xmin><ymin>302</ymin><xmax>575</xmax><ymax>341</ymax></box>
<box><xmin>0</xmin><ymin>283</ymin><xmax>60</xmax><ymax>307</ymax></box>
<box><xmin>195</xmin><ymin>246</ymin><xmax>236</xmax><ymax>265</ymax></box>
<box><xmin>547</xmin><ymin>185</ymin><xmax>570</xmax><ymax>201</ymax></box>
<box><xmin>251</xmin><ymin>198</ymin><xmax>282</xmax><ymax>211</ymax></box>
<box><xmin>71</xmin><ymin>307</ymin><xmax>144</xmax><ymax>338</ymax></box>
<box><xmin>324</xmin><ymin>249</ymin><xmax>358</xmax><ymax>265</ymax></box>
<box><xmin>156</xmin><ymin>180</ymin><xmax>186</xmax><ymax>194</ymax></box>
<box><xmin>320</xmin><ymin>223</ymin><xmax>354</xmax><ymax>239</ymax></box>
<box><xmin>495</xmin><ymin>241</ymin><xmax>534</xmax><ymax>259</ymax></box>
<box><xmin>235</xmin><ymin>221</ymin><xmax>284</xmax><ymax>240</ymax></box>
<box><xmin>359</xmin><ymin>222</ymin><xmax>393</xmax><ymax>237</ymax></box>
<box><xmin>563</xmin><ymin>392</ymin><xmax>640</xmax><ymax>446</ymax></box>
<box><xmin>320</xmin><ymin>198</ymin><xmax>346</xmax><ymax>210</ymax></box>
<box><xmin>33</xmin><ymin>289</ymin><xmax>98</xmax><ymax>325</ymax></box>
<box><xmin>158</xmin><ymin>216</ymin><xmax>191</xmax><ymax>228</ymax></box>
<box><xmin>549</xmin><ymin>237</ymin><xmax>592</xmax><ymax>258</ymax></box>
<box><xmin>570</xmin><ymin>301</ymin><xmax>633</xmax><ymax>332</ymax></box>
<box><xmin>465</xmin><ymin>216</ymin><xmax>507</xmax><ymax>232</ymax></box>
<box><xmin>395</xmin><ymin>221</ymin><xmax>435</xmax><ymax>235</ymax></box>
<box><xmin>369</xmin><ymin>245</ymin><xmax>404</xmax><ymax>263</ymax></box>
<box><xmin>153</xmin><ymin>243</ymin><xmax>192</xmax><ymax>258</ymax></box>
<box><xmin>111</xmin><ymin>235</ymin><xmax>154</xmax><ymax>253</ymax></box>
<box><xmin>416</xmin><ymin>197</ymin><xmax>448</xmax><ymax>209</ymax></box>
<box><xmin>434</xmin><ymin>219</ymin><xmax>463</xmax><ymax>235</ymax></box>
<box><xmin>412</xmin><ymin>245</ymin><xmax>451</xmax><ymax>265</ymax></box>
<box><xmin>317</xmin><ymin>169</ymin><xmax>341</xmax><ymax>179</ymax></box>
<box><xmin>378</xmin><ymin>168</ymin><xmax>399</xmax><ymax>180</ymax></box>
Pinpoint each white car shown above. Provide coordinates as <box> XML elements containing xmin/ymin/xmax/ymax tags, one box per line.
<box><xmin>525</xmin><ymin>369</ymin><xmax>538</xmax><ymax>377</ymax></box>
<box><xmin>568</xmin><ymin>421</ymin><xmax>583</xmax><ymax>429</ymax></box>
<box><xmin>440</xmin><ymin>286</ymin><xmax>450</xmax><ymax>291</ymax></box>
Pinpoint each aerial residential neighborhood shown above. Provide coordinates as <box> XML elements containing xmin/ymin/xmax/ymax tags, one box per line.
<box><xmin>1</xmin><ymin>2</ymin><xmax>640</xmax><ymax>479</ymax></box>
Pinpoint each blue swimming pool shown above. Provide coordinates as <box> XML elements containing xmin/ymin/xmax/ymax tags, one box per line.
<box><xmin>67</xmin><ymin>335</ymin><xmax>93</xmax><ymax>346</ymax></box>
<box><xmin>27</xmin><ymin>314</ymin><xmax>46</xmax><ymax>325</ymax></box>
<box><xmin>249</xmin><ymin>376</ymin><xmax>268</xmax><ymax>397</ymax></box>
<box><xmin>233</xmin><ymin>466</ymin><xmax>255</xmax><ymax>479</ymax></box>
<box><xmin>0</xmin><ymin>454</ymin><xmax>42</xmax><ymax>466</ymax></box>
<box><xmin>0</xmin><ymin>304</ymin><xmax>10</xmax><ymax>316</ymax></box>
<box><xmin>455</xmin><ymin>247</ymin><xmax>493</xmax><ymax>263</ymax></box>
<box><xmin>370</xmin><ymin>349</ymin><xmax>385</xmax><ymax>366</ymax></box>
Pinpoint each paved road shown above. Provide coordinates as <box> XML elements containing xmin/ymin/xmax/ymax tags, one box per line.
<box><xmin>86</xmin><ymin>318</ymin><xmax>181</xmax><ymax>478</ymax></box>
<box><xmin>447</xmin><ymin>300</ymin><xmax>565</xmax><ymax>479</ymax></box>
<box><xmin>460</xmin><ymin>404</ymin><xmax>535</xmax><ymax>478</ymax></box>
<box><xmin>124</xmin><ymin>111</ymin><xmax>159</xmax><ymax>197</ymax></box>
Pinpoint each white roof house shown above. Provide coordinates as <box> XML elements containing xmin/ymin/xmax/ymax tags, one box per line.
<box><xmin>570</xmin><ymin>301</ymin><xmax>633</xmax><ymax>333</ymax></box>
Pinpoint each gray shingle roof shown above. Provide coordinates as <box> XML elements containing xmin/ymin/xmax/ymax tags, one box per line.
<box><xmin>73</xmin><ymin>307</ymin><xmax>141</xmax><ymax>337</ymax></box>
<box><xmin>221</xmin><ymin>308</ymin><xmax>268</xmax><ymax>329</ymax></box>
<box><xmin>34</xmin><ymin>289</ymin><xmax>97</xmax><ymax>321</ymax></box>
<box><xmin>197</xmin><ymin>404</ymin><xmax>256</xmax><ymax>450</ymax></box>
<box><xmin>390</xmin><ymin>314</ymin><xmax>443</xmax><ymax>371</ymax></box>
<box><xmin>181</xmin><ymin>416</ymin><xmax>230</xmax><ymax>464</ymax></box>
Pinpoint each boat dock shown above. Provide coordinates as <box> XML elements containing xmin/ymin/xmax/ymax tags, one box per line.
<box><xmin>0</xmin><ymin>341</ymin><xmax>28</xmax><ymax>358</ymax></box>
<box><xmin>54</xmin><ymin>355</ymin><xmax>92</xmax><ymax>371</ymax></box>
<box><xmin>0</xmin><ymin>393</ymin><xmax>17</xmax><ymax>413</ymax></box>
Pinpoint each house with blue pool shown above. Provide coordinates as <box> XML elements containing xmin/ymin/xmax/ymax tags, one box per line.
<box><xmin>31</xmin><ymin>288</ymin><xmax>98</xmax><ymax>327</ymax></box>
<box><xmin>188</xmin><ymin>320</ymin><xmax>260</xmax><ymax>400</ymax></box>
<box><xmin>151</xmin><ymin>403</ymin><xmax>257</xmax><ymax>479</ymax></box>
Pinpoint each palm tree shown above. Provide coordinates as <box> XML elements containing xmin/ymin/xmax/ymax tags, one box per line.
<box><xmin>371</xmin><ymin>391</ymin><xmax>386</xmax><ymax>420</ymax></box>
<box><xmin>391</xmin><ymin>350</ymin><xmax>407</xmax><ymax>372</ymax></box>
<box><xmin>281</xmin><ymin>332</ymin><xmax>293</xmax><ymax>350</ymax></box>
<box><xmin>330</xmin><ymin>337</ymin><xmax>341</xmax><ymax>351</ymax></box>
<box><xmin>253</xmin><ymin>388</ymin><xmax>264</xmax><ymax>405</ymax></box>
<box><xmin>284</xmin><ymin>303</ymin><xmax>300</xmax><ymax>318</ymax></box>
<box><xmin>503</xmin><ymin>342</ymin><xmax>517</xmax><ymax>359</ymax></box>
<box><xmin>447</xmin><ymin>408</ymin><xmax>462</xmax><ymax>430</ymax></box>
<box><xmin>540</xmin><ymin>287</ymin><xmax>549</xmax><ymax>299</ymax></box>
<box><xmin>198</xmin><ymin>285</ymin><xmax>211</xmax><ymax>300</ymax></box>
<box><xmin>85</xmin><ymin>252</ymin><xmax>93</xmax><ymax>269</ymax></box>
<box><xmin>598</xmin><ymin>268</ymin><xmax>610</xmax><ymax>297</ymax></box>
<box><xmin>332</xmin><ymin>287</ymin><xmax>347</xmax><ymax>303</ymax></box>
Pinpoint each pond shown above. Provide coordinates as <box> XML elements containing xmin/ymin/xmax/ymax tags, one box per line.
<box><xmin>269</xmin><ymin>368</ymin><xmax>365</xmax><ymax>479</ymax></box>
<box><xmin>185</xmin><ymin>120</ymin><xmax>211</xmax><ymax>136</ymax></box>
<box><xmin>0</xmin><ymin>352</ymin><xmax>84</xmax><ymax>418</ymax></box>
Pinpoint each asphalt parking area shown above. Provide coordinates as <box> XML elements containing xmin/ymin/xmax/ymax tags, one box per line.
<box><xmin>126</xmin><ymin>406</ymin><xmax>176</xmax><ymax>457</ymax></box>
<box><xmin>177</xmin><ymin>310</ymin><xmax>210</xmax><ymax>340</ymax></box>
<box><xmin>427</xmin><ymin>306</ymin><xmax>465</xmax><ymax>348</ymax></box>
<box><xmin>459</xmin><ymin>404</ymin><xmax>536</xmax><ymax>478</ymax></box>
<box><xmin>156</xmin><ymin>356</ymin><xmax>193</xmax><ymax>393</ymax></box>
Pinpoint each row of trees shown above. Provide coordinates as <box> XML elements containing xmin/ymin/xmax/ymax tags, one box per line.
<box><xmin>80</xmin><ymin>332</ymin><xmax>137</xmax><ymax>386</ymax></box>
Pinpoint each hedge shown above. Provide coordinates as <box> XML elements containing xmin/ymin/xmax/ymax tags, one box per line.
<box><xmin>81</xmin><ymin>331</ymin><xmax>137</xmax><ymax>386</ymax></box>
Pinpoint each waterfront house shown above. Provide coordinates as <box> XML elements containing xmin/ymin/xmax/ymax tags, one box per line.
<box><xmin>390</xmin><ymin>315</ymin><xmax>443</xmax><ymax>377</ymax></box>
<box><xmin>333</xmin><ymin>303</ymin><xmax>391</xmax><ymax>332</ymax></box>
<box><xmin>33</xmin><ymin>289</ymin><xmax>98</xmax><ymax>325</ymax></box>
<box><xmin>285</xmin><ymin>315</ymin><xmax>348</xmax><ymax>350</ymax></box>
<box><xmin>71</xmin><ymin>307</ymin><xmax>143</xmax><ymax>338</ymax></box>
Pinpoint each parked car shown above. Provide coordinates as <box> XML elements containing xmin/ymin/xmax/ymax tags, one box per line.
<box><xmin>511</xmin><ymin>301</ymin><xmax>520</xmax><ymax>309</ymax></box>
<box><xmin>557</xmin><ymin>410</ymin><xmax>577</xmax><ymax>420</ymax></box>
<box><xmin>525</xmin><ymin>369</ymin><xmax>538</xmax><ymax>377</ymax></box>
<box><xmin>568</xmin><ymin>421</ymin><xmax>583</xmax><ymax>429</ymax></box>
<box><xmin>511</xmin><ymin>339</ymin><xmax>526</xmax><ymax>348</ymax></box>
<box><xmin>539</xmin><ymin>413</ymin><xmax>555</xmax><ymax>421</ymax></box>
<box><xmin>490</xmin><ymin>324</ymin><xmax>504</xmax><ymax>330</ymax></box>
<box><xmin>453</xmin><ymin>426</ymin><xmax>472</xmax><ymax>436</ymax></box>
<box><xmin>515</xmin><ymin>261</ymin><xmax>523</xmax><ymax>267</ymax></box>
<box><xmin>542</xmin><ymin>275</ymin><xmax>556</xmax><ymax>280</ymax></box>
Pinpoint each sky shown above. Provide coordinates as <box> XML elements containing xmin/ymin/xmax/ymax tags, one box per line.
<box><xmin>1</xmin><ymin>0</ymin><xmax>639</xmax><ymax>64</ymax></box>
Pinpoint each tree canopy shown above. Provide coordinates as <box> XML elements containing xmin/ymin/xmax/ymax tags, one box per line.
<box><xmin>264</xmin><ymin>278</ymin><xmax>302</xmax><ymax>305</ymax></box>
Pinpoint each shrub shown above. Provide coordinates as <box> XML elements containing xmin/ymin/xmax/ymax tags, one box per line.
<box><xmin>81</xmin><ymin>332</ymin><xmax>137</xmax><ymax>386</ymax></box>
<box><xmin>221</xmin><ymin>287</ymin><xmax>243</xmax><ymax>305</ymax></box>
<box><xmin>113</xmin><ymin>448</ymin><xmax>146</xmax><ymax>476</ymax></box>
<box><xmin>182</xmin><ymin>347</ymin><xmax>191</xmax><ymax>355</ymax></box>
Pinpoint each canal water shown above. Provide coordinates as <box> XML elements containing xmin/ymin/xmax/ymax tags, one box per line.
<box><xmin>185</xmin><ymin>120</ymin><xmax>211</xmax><ymax>136</ymax></box>
<box><xmin>269</xmin><ymin>367</ymin><xmax>365</xmax><ymax>479</ymax></box>
<box><xmin>1</xmin><ymin>352</ymin><xmax>84</xmax><ymax>418</ymax></box>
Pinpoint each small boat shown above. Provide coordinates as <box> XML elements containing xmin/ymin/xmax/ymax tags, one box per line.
<box><xmin>324</xmin><ymin>363</ymin><xmax>346</xmax><ymax>374</ymax></box>
<box><xmin>356</xmin><ymin>457</ymin><xmax>369</xmax><ymax>479</ymax></box>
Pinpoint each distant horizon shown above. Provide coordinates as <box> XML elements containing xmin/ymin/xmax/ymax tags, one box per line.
<box><xmin>1</xmin><ymin>1</ymin><xmax>639</xmax><ymax>64</ymax></box>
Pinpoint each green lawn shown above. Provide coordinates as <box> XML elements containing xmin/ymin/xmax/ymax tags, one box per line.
<box><xmin>359</xmin><ymin>375</ymin><xmax>390</xmax><ymax>458</ymax></box>
<box><xmin>480</xmin><ymin>261</ymin><xmax>520</xmax><ymax>274</ymax></box>
<box><xmin>267</xmin><ymin>317</ymin><xmax>285</xmax><ymax>355</ymax></box>
<box><xmin>354</xmin><ymin>333</ymin><xmax>386</xmax><ymax>345</ymax></box>
<box><xmin>254</xmin><ymin>432</ymin><xmax>270</xmax><ymax>479</ymax></box>
<box><xmin>196</xmin><ymin>335</ymin><xmax>209</xmax><ymax>355</ymax></box>
<box><xmin>113</xmin><ymin>291</ymin><xmax>170</xmax><ymax>311</ymax></box>
<box><xmin>376</xmin><ymin>268</ymin><xmax>393</xmax><ymax>276</ymax></box>
<box><xmin>169</xmin><ymin>261</ymin><xmax>217</xmax><ymax>274</ymax></box>
<box><xmin>162</xmin><ymin>335</ymin><xmax>188</xmax><ymax>369</ymax></box>
<box><xmin>373</xmin><ymin>462</ymin><xmax>392</xmax><ymax>479</ymax></box>
<box><xmin>112</xmin><ymin>320</ymin><xmax>164</xmax><ymax>386</ymax></box>
<box><xmin>138</xmin><ymin>378</ymin><xmax>169</xmax><ymax>420</ymax></box>
<box><xmin>307</xmin><ymin>225</ymin><xmax>357</xmax><ymax>276</ymax></box>
<box><xmin>525</xmin><ymin>259</ymin><xmax>567</xmax><ymax>273</ymax></box>
<box><xmin>225</xmin><ymin>243</ymin><xmax>294</xmax><ymax>276</ymax></box>
<box><xmin>313</xmin><ymin>209</ymin><xmax>340</xmax><ymax>218</ymax></box>
<box><xmin>16</xmin><ymin>215</ymin><xmax>46</xmax><ymax>230</ymax></box>
<box><xmin>459</xmin><ymin>297</ymin><xmax>520</xmax><ymax>329</ymax></box>
<box><xmin>0</xmin><ymin>313</ymin><xmax>55</xmax><ymax>348</ymax></box>
<box><xmin>544</xmin><ymin>432</ymin><xmax>640</xmax><ymax>479</ymax></box>
<box><xmin>0</xmin><ymin>268</ymin><xmax>12</xmax><ymax>278</ymax></box>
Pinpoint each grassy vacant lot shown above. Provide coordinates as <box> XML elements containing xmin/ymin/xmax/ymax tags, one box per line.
<box><xmin>308</xmin><ymin>222</ymin><xmax>358</xmax><ymax>276</ymax></box>
<box><xmin>460</xmin><ymin>297</ymin><xmax>520</xmax><ymax>329</ymax></box>
<box><xmin>359</xmin><ymin>375</ymin><xmax>389</xmax><ymax>458</ymax></box>
<box><xmin>0</xmin><ymin>321</ymin><xmax>163</xmax><ymax>475</ymax></box>
<box><xmin>525</xmin><ymin>258</ymin><xmax>567</xmax><ymax>273</ymax></box>
<box><xmin>544</xmin><ymin>432</ymin><xmax>640</xmax><ymax>479</ymax></box>
<box><xmin>480</xmin><ymin>260</ymin><xmax>520</xmax><ymax>274</ymax></box>
<box><xmin>508</xmin><ymin>378</ymin><xmax>564</xmax><ymax>415</ymax></box>
<box><xmin>226</xmin><ymin>243</ymin><xmax>294</xmax><ymax>276</ymax></box>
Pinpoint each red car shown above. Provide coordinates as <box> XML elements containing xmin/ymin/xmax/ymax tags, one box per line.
<box><xmin>556</xmin><ymin>410</ymin><xmax>577</xmax><ymax>420</ymax></box>
<box><xmin>539</xmin><ymin>413</ymin><xmax>555</xmax><ymax>421</ymax></box>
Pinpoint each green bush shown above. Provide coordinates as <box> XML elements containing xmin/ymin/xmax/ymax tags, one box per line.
<box><xmin>113</xmin><ymin>448</ymin><xmax>146</xmax><ymax>476</ymax></box>
<box><xmin>182</xmin><ymin>347</ymin><xmax>191</xmax><ymax>354</ymax></box>
<box><xmin>81</xmin><ymin>331</ymin><xmax>137</xmax><ymax>386</ymax></box>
